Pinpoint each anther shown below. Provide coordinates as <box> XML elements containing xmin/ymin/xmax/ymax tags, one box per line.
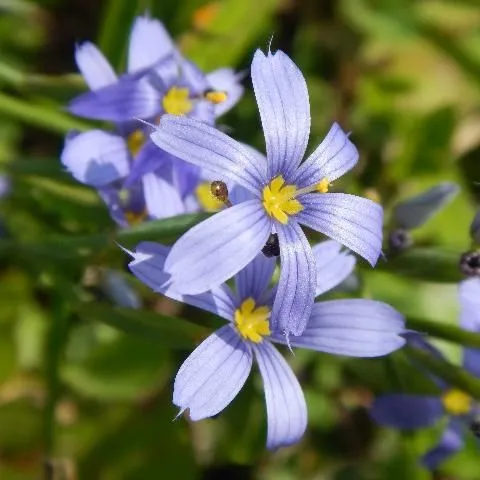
<box><xmin>459</xmin><ymin>251</ymin><xmax>480</xmax><ymax>277</ymax></box>
<box><xmin>262</xmin><ymin>233</ymin><xmax>280</xmax><ymax>258</ymax></box>
<box><xmin>204</xmin><ymin>89</ymin><xmax>228</xmax><ymax>104</ymax></box>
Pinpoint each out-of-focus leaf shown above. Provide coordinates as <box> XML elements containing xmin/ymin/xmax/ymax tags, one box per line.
<box><xmin>0</xmin><ymin>92</ymin><xmax>91</xmax><ymax>134</ymax></box>
<box><xmin>181</xmin><ymin>0</ymin><xmax>281</xmax><ymax>70</ymax></box>
<box><xmin>61</xmin><ymin>334</ymin><xmax>169</xmax><ymax>401</ymax></box>
<box><xmin>7</xmin><ymin>158</ymin><xmax>73</xmax><ymax>181</ymax></box>
<box><xmin>77</xmin><ymin>302</ymin><xmax>208</xmax><ymax>348</ymax></box>
<box><xmin>458</xmin><ymin>144</ymin><xmax>480</xmax><ymax>202</ymax></box>
<box><xmin>393</xmin><ymin>182</ymin><xmax>459</xmax><ymax>230</ymax></box>
<box><xmin>376</xmin><ymin>247</ymin><xmax>462</xmax><ymax>283</ymax></box>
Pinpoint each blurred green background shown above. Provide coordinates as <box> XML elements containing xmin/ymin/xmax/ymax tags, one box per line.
<box><xmin>1</xmin><ymin>0</ymin><xmax>480</xmax><ymax>478</ymax></box>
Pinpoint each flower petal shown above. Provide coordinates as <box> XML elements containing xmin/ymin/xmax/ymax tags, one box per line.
<box><xmin>164</xmin><ymin>200</ymin><xmax>272</xmax><ymax>294</ymax></box>
<box><xmin>126</xmin><ymin>242</ymin><xmax>236</xmax><ymax>321</ymax></box>
<box><xmin>61</xmin><ymin>130</ymin><xmax>129</xmax><ymax>186</ymax></box>
<box><xmin>273</xmin><ymin>299</ymin><xmax>405</xmax><ymax>356</ymax></box>
<box><xmin>206</xmin><ymin>68</ymin><xmax>245</xmax><ymax>117</ymax></box>
<box><xmin>459</xmin><ymin>278</ymin><xmax>480</xmax><ymax>377</ymax></box>
<box><xmin>128</xmin><ymin>16</ymin><xmax>174</xmax><ymax>73</ymax></box>
<box><xmin>370</xmin><ymin>394</ymin><xmax>444</xmax><ymax>429</ymax></box>
<box><xmin>294</xmin><ymin>123</ymin><xmax>358</xmax><ymax>188</ymax></box>
<box><xmin>125</xmin><ymin>140</ymin><xmax>171</xmax><ymax>186</ymax></box>
<box><xmin>251</xmin><ymin>49</ymin><xmax>310</xmax><ymax>181</ymax></box>
<box><xmin>75</xmin><ymin>42</ymin><xmax>117</xmax><ymax>90</ymax></box>
<box><xmin>174</xmin><ymin>325</ymin><xmax>253</xmax><ymax>420</ymax></box>
<box><xmin>298</xmin><ymin>193</ymin><xmax>383</xmax><ymax>266</ymax></box>
<box><xmin>253</xmin><ymin>341</ymin><xmax>307</xmax><ymax>449</ymax></box>
<box><xmin>151</xmin><ymin>115</ymin><xmax>267</xmax><ymax>194</ymax></box>
<box><xmin>270</xmin><ymin>222</ymin><xmax>316</xmax><ymax>336</ymax></box>
<box><xmin>421</xmin><ymin>418</ymin><xmax>464</xmax><ymax>470</ymax></box>
<box><xmin>234</xmin><ymin>253</ymin><xmax>276</xmax><ymax>305</ymax></box>
<box><xmin>312</xmin><ymin>240</ymin><xmax>356</xmax><ymax>297</ymax></box>
<box><xmin>142</xmin><ymin>171</ymin><xmax>185</xmax><ymax>219</ymax></box>
<box><xmin>69</xmin><ymin>74</ymin><xmax>161</xmax><ymax>121</ymax></box>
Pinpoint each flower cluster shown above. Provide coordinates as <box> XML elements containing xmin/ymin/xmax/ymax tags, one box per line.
<box><xmin>63</xmin><ymin>14</ymin><xmax>409</xmax><ymax>449</ymax></box>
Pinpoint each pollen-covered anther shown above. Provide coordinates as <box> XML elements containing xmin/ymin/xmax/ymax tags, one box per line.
<box><xmin>234</xmin><ymin>298</ymin><xmax>271</xmax><ymax>343</ymax></box>
<box><xmin>162</xmin><ymin>86</ymin><xmax>193</xmax><ymax>116</ymax></box>
<box><xmin>316</xmin><ymin>177</ymin><xmax>330</xmax><ymax>193</ymax></box>
<box><xmin>204</xmin><ymin>90</ymin><xmax>228</xmax><ymax>104</ymax></box>
<box><xmin>442</xmin><ymin>388</ymin><xmax>472</xmax><ymax>416</ymax></box>
<box><xmin>125</xmin><ymin>208</ymin><xmax>148</xmax><ymax>226</ymax></box>
<box><xmin>262</xmin><ymin>175</ymin><xmax>303</xmax><ymax>224</ymax></box>
<box><xmin>127</xmin><ymin>129</ymin><xmax>145</xmax><ymax>157</ymax></box>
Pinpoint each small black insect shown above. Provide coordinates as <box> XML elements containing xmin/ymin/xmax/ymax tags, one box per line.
<box><xmin>262</xmin><ymin>233</ymin><xmax>280</xmax><ymax>257</ymax></box>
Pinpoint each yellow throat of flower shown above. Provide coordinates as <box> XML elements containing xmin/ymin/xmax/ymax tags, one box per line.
<box><xmin>127</xmin><ymin>129</ymin><xmax>146</xmax><ymax>157</ymax></box>
<box><xmin>234</xmin><ymin>298</ymin><xmax>271</xmax><ymax>343</ymax></box>
<box><xmin>262</xmin><ymin>175</ymin><xmax>330</xmax><ymax>224</ymax></box>
<box><xmin>195</xmin><ymin>182</ymin><xmax>224</xmax><ymax>211</ymax></box>
<box><xmin>442</xmin><ymin>389</ymin><xmax>472</xmax><ymax>416</ymax></box>
<box><xmin>162</xmin><ymin>87</ymin><xmax>193</xmax><ymax>116</ymax></box>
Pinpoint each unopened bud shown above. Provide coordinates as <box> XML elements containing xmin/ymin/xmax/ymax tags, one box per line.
<box><xmin>470</xmin><ymin>210</ymin><xmax>480</xmax><ymax>244</ymax></box>
<box><xmin>388</xmin><ymin>228</ymin><xmax>413</xmax><ymax>252</ymax></box>
<box><xmin>459</xmin><ymin>251</ymin><xmax>480</xmax><ymax>277</ymax></box>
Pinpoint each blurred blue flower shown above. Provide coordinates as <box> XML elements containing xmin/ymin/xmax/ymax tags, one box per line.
<box><xmin>150</xmin><ymin>48</ymin><xmax>383</xmax><ymax>337</ymax></box>
<box><xmin>370</xmin><ymin>278</ymin><xmax>480</xmax><ymax>470</ymax></box>
<box><xmin>124</xmin><ymin>239</ymin><xmax>405</xmax><ymax>449</ymax></box>
<box><xmin>61</xmin><ymin>14</ymin><xmax>243</xmax><ymax>226</ymax></box>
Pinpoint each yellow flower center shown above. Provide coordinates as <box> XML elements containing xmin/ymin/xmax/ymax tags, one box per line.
<box><xmin>124</xmin><ymin>209</ymin><xmax>148</xmax><ymax>226</ymax></box>
<box><xmin>205</xmin><ymin>90</ymin><xmax>228</xmax><ymax>104</ymax></box>
<box><xmin>442</xmin><ymin>389</ymin><xmax>472</xmax><ymax>416</ymax></box>
<box><xmin>195</xmin><ymin>182</ymin><xmax>224</xmax><ymax>211</ymax></box>
<box><xmin>234</xmin><ymin>298</ymin><xmax>271</xmax><ymax>343</ymax></box>
<box><xmin>262</xmin><ymin>175</ymin><xmax>331</xmax><ymax>224</ymax></box>
<box><xmin>127</xmin><ymin>129</ymin><xmax>145</xmax><ymax>157</ymax></box>
<box><xmin>162</xmin><ymin>87</ymin><xmax>193</xmax><ymax>116</ymax></box>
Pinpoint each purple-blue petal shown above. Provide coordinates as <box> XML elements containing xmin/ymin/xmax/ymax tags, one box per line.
<box><xmin>142</xmin><ymin>171</ymin><xmax>185</xmax><ymax>219</ymax></box>
<box><xmin>251</xmin><ymin>49</ymin><xmax>310</xmax><ymax>181</ymax></box>
<box><xmin>164</xmin><ymin>200</ymin><xmax>272</xmax><ymax>294</ymax></box>
<box><xmin>459</xmin><ymin>278</ymin><xmax>480</xmax><ymax>377</ymax></box>
<box><xmin>173</xmin><ymin>325</ymin><xmax>253</xmax><ymax>420</ymax></box>
<box><xmin>125</xmin><ymin>140</ymin><xmax>171</xmax><ymax>186</ymax></box>
<box><xmin>151</xmin><ymin>115</ymin><xmax>267</xmax><ymax>194</ymax></box>
<box><xmin>312</xmin><ymin>240</ymin><xmax>356</xmax><ymax>297</ymax></box>
<box><xmin>69</xmin><ymin>74</ymin><xmax>161</xmax><ymax>122</ymax></box>
<box><xmin>273</xmin><ymin>299</ymin><xmax>405</xmax><ymax>357</ymax></box>
<box><xmin>298</xmin><ymin>193</ymin><xmax>383</xmax><ymax>266</ymax></box>
<box><xmin>206</xmin><ymin>68</ymin><xmax>245</xmax><ymax>117</ymax></box>
<box><xmin>127</xmin><ymin>15</ymin><xmax>174</xmax><ymax>73</ymax></box>
<box><xmin>370</xmin><ymin>394</ymin><xmax>444</xmax><ymax>429</ymax></box>
<box><xmin>126</xmin><ymin>241</ymin><xmax>236</xmax><ymax>321</ymax></box>
<box><xmin>75</xmin><ymin>42</ymin><xmax>117</xmax><ymax>90</ymax></box>
<box><xmin>421</xmin><ymin>418</ymin><xmax>465</xmax><ymax>470</ymax></box>
<box><xmin>270</xmin><ymin>222</ymin><xmax>316</xmax><ymax>337</ymax></box>
<box><xmin>234</xmin><ymin>253</ymin><xmax>276</xmax><ymax>305</ymax></box>
<box><xmin>293</xmin><ymin>123</ymin><xmax>358</xmax><ymax>188</ymax></box>
<box><xmin>253</xmin><ymin>341</ymin><xmax>307</xmax><ymax>449</ymax></box>
<box><xmin>61</xmin><ymin>130</ymin><xmax>129</xmax><ymax>187</ymax></box>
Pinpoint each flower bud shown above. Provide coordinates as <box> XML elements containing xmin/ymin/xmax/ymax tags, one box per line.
<box><xmin>459</xmin><ymin>251</ymin><xmax>480</xmax><ymax>277</ymax></box>
<box><xmin>470</xmin><ymin>210</ymin><xmax>480</xmax><ymax>244</ymax></box>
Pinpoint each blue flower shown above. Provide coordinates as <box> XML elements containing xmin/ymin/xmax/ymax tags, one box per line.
<box><xmin>124</xmin><ymin>239</ymin><xmax>405</xmax><ymax>449</ymax></box>
<box><xmin>370</xmin><ymin>278</ymin><xmax>480</xmax><ymax>470</ymax></box>
<box><xmin>149</xmin><ymin>48</ymin><xmax>383</xmax><ymax>336</ymax></box>
<box><xmin>61</xmin><ymin>15</ymin><xmax>236</xmax><ymax>225</ymax></box>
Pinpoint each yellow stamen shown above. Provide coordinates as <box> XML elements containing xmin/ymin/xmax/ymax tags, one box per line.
<box><xmin>234</xmin><ymin>298</ymin><xmax>271</xmax><ymax>343</ymax></box>
<box><xmin>127</xmin><ymin>129</ymin><xmax>145</xmax><ymax>157</ymax></box>
<box><xmin>262</xmin><ymin>175</ymin><xmax>303</xmax><ymax>224</ymax></box>
<box><xmin>205</xmin><ymin>90</ymin><xmax>228</xmax><ymax>104</ymax></box>
<box><xmin>124</xmin><ymin>209</ymin><xmax>148</xmax><ymax>226</ymax></box>
<box><xmin>195</xmin><ymin>182</ymin><xmax>224</xmax><ymax>211</ymax></box>
<box><xmin>162</xmin><ymin>87</ymin><xmax>193</xmax><ymax>116</ymax></box>
<box><xmin>442</xmin><ymin>389</ymin><xmax>472</xmax><ymax>416</ymax></box>
<box><xmin>316</xmin><ymin>177</ymin><xmax>330</xmax><ymax>193</ymax></box>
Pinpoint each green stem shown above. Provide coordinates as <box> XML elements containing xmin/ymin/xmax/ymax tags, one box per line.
<box><xmin>407</xmin><ymin>316</ymin><xmax>480</xmax><ymax>349</ymax></box>
<box><xmin>405</xmin><ymin>346</ymin><xmax>480</xmax><ymax>398</ymax></box>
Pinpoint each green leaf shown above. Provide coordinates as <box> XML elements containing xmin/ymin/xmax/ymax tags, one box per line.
<box><xmin>78</xmin><ymin>303</ymin><xmax>208</xmax><ymax>349</ymax></box>
<box><xmin>375</xmin><ymin>247</ymin><xmax>462</xmax><ymax>283</ymax></box>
